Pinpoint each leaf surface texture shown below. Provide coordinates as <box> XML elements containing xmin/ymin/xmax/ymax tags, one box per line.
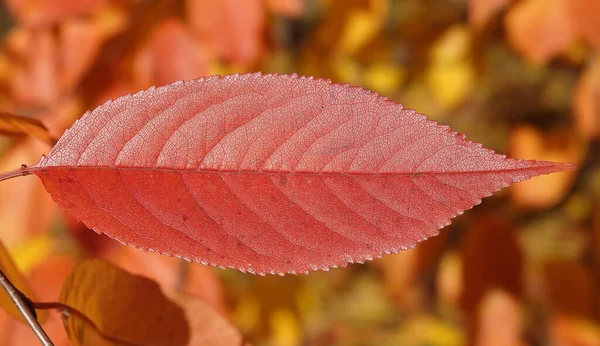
<box><xmin>34</xmin><ymin>73</ymin><xmax>573</xmax><ymax>274</ymax></box>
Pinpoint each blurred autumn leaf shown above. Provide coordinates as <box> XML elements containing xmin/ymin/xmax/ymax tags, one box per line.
<box><xmin>574</xmin><ymin>56</ymin><xmax>600</xmax><ymax>139</ymax></box>
<box><xmin>165</xmin><ymin>291</ymin><xmax>245</xmax><ymax>346</ymax></box>
<box><xmin>4</xmin><ymin>0</ymin><xmax>108</xmax><ymax>27</ymax></box>
<box><xmin>0</xmin><ymin>111</ymin><xmax>55</xmax><ymax>144</ymax></box>
<box><xmin>474</xmin><ymin>290</ymin><xmax>524</xmax><ymax>346</ymax></box>
<box><xmin>509</xmin><ymin>125</ymin><xmax>581</xmax><ymax>209</ymax></box>
<box><xmin>60</xmin><ymin>259</ymin><xmax>190</xmax><ymax>346</ymax></box>
<box><xmin>469</xmin><ymin>0</ymin><xmax>513</xmax><ymax>31</ymax></box>
<box><xmin>0</xmin><ymin>238</ymin><xmax>46</xmax><ymax>324</ymax></box>
<box><xmin>460</xmin><ymin>214</ymin><xmax>523</xmax><ymax>342</ymax></box>
<box><xmin>59</xmin><ymin>259</ymin><xmax>244</xmax><ymax>346</ymax></box>
<box><xmin>505</xmin><ymin>0</ymin><xmax>575</xmax><ymax>64</ymax></box>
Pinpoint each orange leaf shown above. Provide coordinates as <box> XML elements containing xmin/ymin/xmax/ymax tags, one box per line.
<box><xmin>60</xmin><ymin>259</ymin><xmax>190</xmax><ymax>346</ymax></box>
<box><xmin>266</xmin><ymin>0</ymin><xmax>303</xmax><ymax>17</ymax></box>
<box><xmin>58</xmin><ymin>18</ymin><xmax>107</xmax><ymax>94</ymax></box>
<box><xmin>469</xmin><ymin>0</ymin><xmax>513</xmax><ymax>31</ymax></box>
<box><xmin>9</xmin><ymin>28</ymin><xmax>60</xmax><ymax>107</ymax></box>
<box><xmin>567</xmin><ymin>0</ymin><xmax>600</xmax><ymax>52</ymax></box>
<box><xmin>459</xmin><ymin>214</ymin><xmax>522</xmax><ymax>342</ymax></box>
<box><xmin>474</xmin><ymin>290</ymin><xmax>525</xmax><ymax>346</ymax></box>
<box><xmin>550</xmin><ymin>315</ymin><xmax>600</xmax><ymax>346</ymax></box>
<box><xmin>573</xmin><ymin>56</ymin><xmax>600</xmax><ymax>139</ymax></box>
<box><xmin>166</xmin><ymin>291</ymin><xmax>245</xmax><ymax>346</ymax></box>
<box><xmin>5</xmin><ymin>0</ymin><xmax>108</xmax><ymax>27</ymax></box>
<box><xmin>110</xmin><ymin>246</ymin><xmax>228</xmax><ymax>316</ymax></box>
<box><xmin>132</xmin><ymin>18</ymin><xmax>210</xmax><ymax>89</ymax></box>
<box><xmin>543</xmin><ymin>260</ymin><xmax>594</xmax><ymax>318</ymax></box>
<box><xmin>505</xmin><ymin>0</ymin><xmax>576</xmax><ymax>64</ymax></box>
<box><xmin>0</xmin><ymin>112</ymin><xmax>55</xmax><ymax>145</ymax></box>
<box><xmin>0</xmin><ymin>238</ymin><xmax>46</xmax><ymax>324</ymax></box>
<box><xmin>509</xmin><ymin>125</ymin><xmax>581</xmax><ymax>209</ymax></box>
<box><xmin>185</xmin><ymin>0</ymin><xmax>265</xmax><ymax>66</ymax></box>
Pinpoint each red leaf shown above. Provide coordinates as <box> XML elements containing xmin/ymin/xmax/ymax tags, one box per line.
<box><xmin>185</xmin><ymin>0</ymin><xmax>265</xmax><ymax>66</ymax></box>
<box><xmin>27</xmin><ymin>73</ymin><xmax>573</xmax><ymax>275</ymax></box>
<box><xmin>5</xmin><ymin>0</ymin><xmax>108</xmax><ymax>27</ymax></box>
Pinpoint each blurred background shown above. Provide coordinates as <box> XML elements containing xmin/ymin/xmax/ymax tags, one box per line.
<box><xmin>0</xmin><ymin>0</ymin><xmax>598</xmax><ymax>345</ymax></box>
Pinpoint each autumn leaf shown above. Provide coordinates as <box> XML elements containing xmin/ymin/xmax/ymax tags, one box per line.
<box><xmin>509</xmin><ymin>125</ymin><xmax>581</xmax><ymax>209</ymax></box>
<box><xmin>265</xmin><ymin>0</ymin><xmax>304</xmax><ymax>17</ymax></box>
<box><xmin>573</xmin><ymin>56</ymin><xmax>600</xmax><ymax>139</ymax></box>
<box><xmin>110</xmin><ymin>246</ymin><xmax>228</xmax><ymax>315</ymax></box>
<box><xmin>469</xmin><ymin>0</ymin><xmax>513</xmax><ymax>31</ymax></box>
<box><xmin>550</xmin><ymin>315</ymin><xmax>600</xmax><ymax>346</ymax></box>
<box><xmin>0</xmin><ymin>111</ymin><xmax>56</xmax><ymax>145</ymax></box>
<box><xmin>542</xmin><ymin>260</ymin><xmax>594</xmax><ymax>317</ymax></box>
<box><xmin>59</xmin><ymin>259</ymin><xmax>243</xmax><ymax>346</ymax></box>
<box><xmin>7</xmin><ymin>28</ymin><xmax>60</xmax><ymax>107</ymax></box>
<box><xmin>459</xmin><ymin>214</ymin><xmax>524</xmax><ymax>344</ymax></box>
<box><xmin>185</xmin><ymin>0</ymin><xmax>265</xmax><ymax>66</ymax></box>
<box><xmin>4</xmin><ymin>0</ymin><xmax>109</xmax><ymax>27</ymax></box>
<box><xmin>505</xmin><ymin>0</ymin><xmax>575</xmax><ymax>64</ymax></box>
<box><xmin>0</xmin><ymin>238</ymin><xmax>47</xmax><ymax>324</ymax></box>
<box><xmin>0</xmin><ymin>73</ymin><xmax>574</xmax><ymax>275</ymax></box>
<box><xmin>60</xmin><ymin>259</ymin><xmax>190</xmax><ymax>346</ymax></box>
<box><xmin>132</xmin><ymin>18</ymin><xmax>210</xmax><ymax>89</ymax></box>
<box><xmin>166</xmin><ymin>291</ymin><xmax>245</xmax><ymax>346</ymax></box>
<box><xmin>474</xmin><ymin>290</ymin><xmax>524</xmax><ymax>346</ymax></box>
<box><xmin>567</xmin><ymin>0</ymin><xmax>600</xmax><ymax>52</ymax></box>
<box><xmin>459</xmin><ymin>214</ymin><xmax>522</xmax><ymax>317</ymax></box>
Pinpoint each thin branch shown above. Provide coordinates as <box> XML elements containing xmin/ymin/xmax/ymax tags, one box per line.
<box><xmin>32</xmin><ymin>301</ymin><xmax>142</xmax><ymax>346</ymax></box>
<box><xmin>0</xmin><ymin>268</ymin><xmax>54</xmax><ymax>346</ymax></box>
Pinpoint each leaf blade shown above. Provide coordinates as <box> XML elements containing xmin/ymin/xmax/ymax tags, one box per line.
<box><xmin>34</xmin><ymin>73</ymin><xmax>575</xmax><ymax>274</ymax></box>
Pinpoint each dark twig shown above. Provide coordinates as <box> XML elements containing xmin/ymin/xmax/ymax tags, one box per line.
<box><xmin>33</xmin><ymin>301</ymin><xmax>142</xmax><ymax>346</ymax></box>
<box><xmin>0</xmin><ymin>268</ymin><xmax>54</xmax><ymax>346</ymax></box>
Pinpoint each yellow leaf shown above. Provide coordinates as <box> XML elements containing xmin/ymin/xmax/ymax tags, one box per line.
<box><xmin>60</xmin><ymin>259</ymin><xmax>190</xmax><ymax>346</ymax></box>
<box><xmin>231</xmin><ymin>294</ymin><xmax>261</xmax><ymax>334</ymax></box>
<box><xmin>436</xmin><ymin>251</ymin><xmax>463</xmax><ymax>308</ymax></box>
<box><xmin>363</xmin><ymin>62</ymin><xmax>406</xmax><ymax>95</ymax></box>
<box><xmin>331</xmin><ymin>55</ymin><xmax>361</xmax><ymax>85</ymax></box>
<box><xmin>425</xmin><ymin>25</ymin><xmax>475</xmax><ymax>110</ymax></box>
<box><xmin>396</xmin><ymin>315</ymin><xmax>465</xmax><ymax>345</ymax></box>
<box><xmin>0</xmin><ymin>238</ymin><xmax>47</xmax><ymax>324</ymax></box>
<box><xmin>0</xmin><ymin>111</ymin><xmax>55</xmax><ymax>145</ymax></box>
<box><xmin>336</xmin><ymin>0</ymin><xmax>387</xmax><ymax>55</ymax></box>
<box><xmin>426</xmin><ymin>61</ymin><xmax>475</xmax><ymax>110</ymax></box>
<box><xmin>430</xmin><ymin>25</ymin><xmax>472</xmax><ymax>63</ymax></box>
<box><xmin>269</xmin><ymin>308</ymin><xmax>301</xmax><ymax>346</ymax></box>
<box><xmin>10</xmin><ymin>234</ymin><xmax>53</xmax><ymax>275</ymax></box>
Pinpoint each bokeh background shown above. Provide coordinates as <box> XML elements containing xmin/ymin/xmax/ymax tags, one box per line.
<box><xmin>0</xmin><ymin>0</ymin><xmax>598</xmax><ymax>345</ymax></box>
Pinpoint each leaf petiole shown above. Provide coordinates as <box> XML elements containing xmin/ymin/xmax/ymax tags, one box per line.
<box><xmin>32</xmin><ymin>301</ymin><xmax>144</xmax><ymax>346</ymax></box>
<box><xmin>0</xmin><ymin>165</ymin><xmax>37</xmax><ymax>183</ymax></box>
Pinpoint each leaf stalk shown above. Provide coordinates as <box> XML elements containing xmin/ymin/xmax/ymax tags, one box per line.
<box><xmin>0</xmin><ymin>165</ymin><xmax>35</xmax><ymax>183</ymax></box>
